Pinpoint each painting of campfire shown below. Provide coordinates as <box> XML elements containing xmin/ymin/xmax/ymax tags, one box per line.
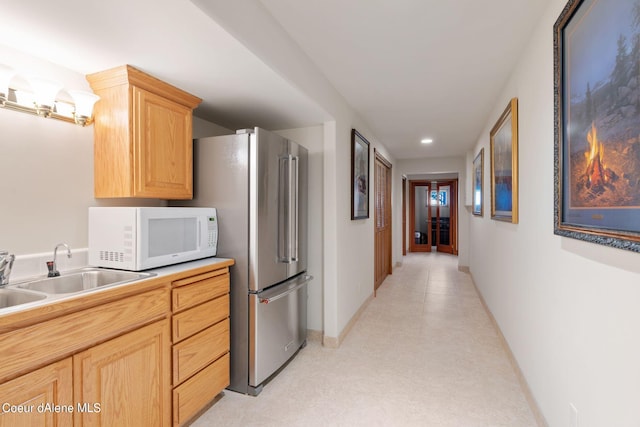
<box><xmin>555</xmin><ymin>0</ymin><xmax>640</xmax><ymax>251</ymax></box>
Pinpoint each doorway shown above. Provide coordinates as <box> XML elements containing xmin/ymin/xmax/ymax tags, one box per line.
<box><xmin>409</xmin><ymin>181</ymin><xmax>431</xmax><ymax>252</ymax></box>
<box><xmin>374</xmin><ymin>150</ymin><xmax>392</xmax><ymax>291</ymax></box>
<box><xmin>402</xmin><ymin>176</ymin><xmax>407</xmax><ymax>256</ymax></box>
<box><xmin>409</xmin><ymin>179</ymin><xmax>458</xmax><ymax>255</ymax></box>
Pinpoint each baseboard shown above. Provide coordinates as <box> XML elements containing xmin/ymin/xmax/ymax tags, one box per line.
<box><xmin>468</xmin><ymin>272</ymin><xmax>548</xmax><ymax>427</ymax></box>
<box><xmin>322</xmin><ymin>293</ymin><xmax>374</xmax><ymax>348</ymax></box>
<box><xmin>306</xmin><ymin>329</ymin><xmax>323</xmax><ymax>343</ymax></box>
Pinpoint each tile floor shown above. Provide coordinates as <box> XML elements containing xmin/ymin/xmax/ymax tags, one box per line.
<box><xmin>192</xmin><ymin>252</ymin><xmax>538</xmax><ymax>427</ymax></box>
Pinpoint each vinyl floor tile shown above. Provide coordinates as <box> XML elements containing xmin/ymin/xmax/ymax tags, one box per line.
<box><xmin>191</xmin><ymin>253</ymin><xmax>537</xmax><ymax>427</ymax></box>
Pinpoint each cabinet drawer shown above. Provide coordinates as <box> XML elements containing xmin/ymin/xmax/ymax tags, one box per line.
<box><xmin>172</xmin><ymin>273</ymin><xmax>229</xmax><ymax>313</ymax></box>
<box><xmin>172</xmin><ymin>294</ymin><xmax>229</xmax><ymax>343</ymax></box>
<box><xmin>173</xmin><ymin>353</ymin><xmax>229</xmax><ymax>427</ymax></box>
<box><xmin>173</xmin><ymin>319</ymin><xmax>229</xmax><ymax>386</ymax></box>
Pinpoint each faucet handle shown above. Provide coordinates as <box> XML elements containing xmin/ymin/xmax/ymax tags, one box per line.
<box><xmin>46</xmin><ymin>261</ymin><xmax>59</xmax><ymax>277</ymax></box>
<box><xmin>0</xmin><ymin>251</ymin><xmax>15</xmax><ymax>285</ymax></box>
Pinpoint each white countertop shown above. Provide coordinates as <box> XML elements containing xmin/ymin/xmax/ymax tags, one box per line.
<box><xmin>146</xmin><ymin>257</ymin><xmax>234</xmax><ymax>277</ymax></box>
<box><xmin>0</xmin><ymin>256</ymin><xmax>234</xmax><ymax>318</ymax></box>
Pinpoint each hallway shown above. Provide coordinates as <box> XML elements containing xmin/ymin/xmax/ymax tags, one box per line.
<box><xmin>193</xmin><ymin>253</ymin><xmax>538</xmax><ymax>426</ymax></box>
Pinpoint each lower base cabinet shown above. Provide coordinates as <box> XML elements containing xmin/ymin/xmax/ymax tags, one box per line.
<box><xmin>73</xmin><ymin>319</ymin><xmax>171</xmax><ymax>426</ymax></box>
<box><xmin>0</xmin><ymin>260</ymin><xmax>233</xmax><ymax>427</ymax></box>
<box><xmin>0</xmin><ymin>319</ymin><xmax>171</xmax><ymax>427</ymax></box>
<box><xmin>0</xmin><ymin>358</ymin><xmax>73</xmax><ymax>427</ymax></box>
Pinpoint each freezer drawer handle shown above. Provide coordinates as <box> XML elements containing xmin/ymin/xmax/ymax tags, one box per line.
<box><xmin>259</xmin><ymin>275</ymin><xmax>312</xmax><ymax>304</ymax></box>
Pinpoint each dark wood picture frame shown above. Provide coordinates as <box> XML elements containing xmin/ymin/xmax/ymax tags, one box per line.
<box><xmin>554</xmin><ymin>0</ymin><xmax>640</xmax><ymax>252</ymax></box>
<box><xmin>490</xmin><ymin>98</ymin><xmax>519</xmax><ymax>223</ymax></box>
<box><xmin>473</xmin><ymin>148</ymin><xmax>484</xmax><ymax>216</ymax></box>
<box><xmin>351</xmin><ymin>129</ymin><xmax>370</xmax><ymax>220</ymax></box>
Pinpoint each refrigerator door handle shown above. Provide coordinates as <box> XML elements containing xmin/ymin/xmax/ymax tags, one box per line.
<box><xmin>278</xmin><ymin>154</ymin><xmax>298</xmax><ymax>264</ymax></box>
<box><xmin>278</xmin><ymin>156</ymin><xmax>290</xmax><ymax>263</ymax></box>
<box><xmin>259</xmin><ymin>275</ymin><xmax>313</xmax><ymax>304</ymax></box>
<box><xmin>291</xmin><ymin>155</ymin><xmax>299</xmax><ymax>262</ymax></box>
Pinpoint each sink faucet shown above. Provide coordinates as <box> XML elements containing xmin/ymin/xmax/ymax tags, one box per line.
<box><xmin>0</xmin><ymin>251</ymin><xmax>15</xmax><ymax>286</ymax></box>
<box><xmin>47</xmin><ymin>243</ymin><xmax>71</xmax><ymax>277</ymax></box>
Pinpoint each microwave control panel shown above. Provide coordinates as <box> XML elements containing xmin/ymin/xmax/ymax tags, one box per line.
<box><xmin>207</xmin><ymin>212</ymin><xmax>218</xmax><ymax>254</ymax></box>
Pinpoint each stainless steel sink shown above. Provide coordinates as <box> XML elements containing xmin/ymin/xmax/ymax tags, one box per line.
<box><xmin>0</xmin><ymin>288</ymin><xmax>47</xmax><ymax>308</ymax></box>
<box><xmin>17</xmin><ymin>268</ymin><xmax>155</xmax><ymax>294</ymax></box>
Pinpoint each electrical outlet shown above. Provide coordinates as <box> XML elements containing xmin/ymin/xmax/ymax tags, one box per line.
<box><xmin>569</xmin><ymin>403</ymin><xmax>578</xmax><ymax>427</ymax></box>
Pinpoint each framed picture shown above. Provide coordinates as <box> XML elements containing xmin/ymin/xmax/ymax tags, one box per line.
<box><xmin>490</xmin><ymin>98</ymin><xmax>519</xmax><ymax>223</ymax></box>
<box><xmin>554</xmin><ymin>0</ymin><xmax>640</xmax><ymax>252</ymax></box>
<box><xmin>430</xmin><ymin>190</ymin><xmax>448</xmax><ymax>206</ymax></box>
<box><xmin>473</xmin><ymin>148</ymin><xmax>484</xmax><ymax>216</ymax></box>
<box><xmin>351</xmin><ymin>129</ymin><xmax>370</xmax><ymax>220</ymax></box>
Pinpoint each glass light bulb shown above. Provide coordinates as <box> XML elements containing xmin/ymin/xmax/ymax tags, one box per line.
<box><xmin>0</xmin><ymin>64</ymin><xmax>16</xmax><ymax>101</ymax></box>
<box><xmin>68</xmin><ymin>90</ymin><xmax>99</xmax><ymax>125</ymax></box>
<box><xmin>28</xmin><ymin>76</ymin><xmax>63</xmax><ymax>115</ymax></box>
<box><xmin>69</xmin><ymin>90</ymin><xmax>99</xmax><ymax>118</ymax></box>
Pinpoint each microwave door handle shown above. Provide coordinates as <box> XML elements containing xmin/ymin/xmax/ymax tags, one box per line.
<box><xmin>197</xmin><ymin>218</ymin><xmax>202</xmax><ymax>250</ymax></box>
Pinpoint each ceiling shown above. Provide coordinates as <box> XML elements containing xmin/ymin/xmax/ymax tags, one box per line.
<box><xmin>0</xmin><ymin>0</ymin><xmax>550</xmax><ymax>159</ymax></box>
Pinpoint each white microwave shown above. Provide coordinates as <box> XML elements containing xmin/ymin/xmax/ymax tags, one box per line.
<box><xmin>88</xmin><ymin>207</ymin><xmax>218</xmax><ymax>271</ymax></box>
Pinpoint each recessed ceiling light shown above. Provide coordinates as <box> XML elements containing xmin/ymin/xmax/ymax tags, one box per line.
<box><xmin>421</xmin><ymin>138</ymin><xmax>433</xmax><ymax>144</ymax></box>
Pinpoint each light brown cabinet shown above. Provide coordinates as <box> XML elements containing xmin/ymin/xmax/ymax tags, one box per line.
<box><xmin>171</xmin><ymin>267</ymin><xmax>230</xmax><ymax>426</ymax></box>
<box><xmin>73</xmin><ymin>319</ymin><xmax>171</xmax><ymax>427</ymax></box>
<box><xmin>0</xmin><ymin>358</ymin><xmax>73</xmax><ymax>427</ymax></box>
<box><xmin>0</xmin><ymin>282</ymin><xmax>171</xmax><ymax>427</ymax></box>
<box><xmin>0</xmin><ymin>321</ymin><xmax>170</xmax><ymax>427</ymax></box>
<box><xmin>87</xmin><ymin>65</ymin><xmax>202</xmax><ymax>199</ymax></box>
<box><xmin>0</xmin><ymin>260</ymin><xmax>234</xmax><ymax>427</ymax></box>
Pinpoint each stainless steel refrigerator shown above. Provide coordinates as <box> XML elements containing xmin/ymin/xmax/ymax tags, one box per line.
<box><xmin>180</xmin><ymin>127</ymin><xmax>311</xmax><ymax>395</ymax></box>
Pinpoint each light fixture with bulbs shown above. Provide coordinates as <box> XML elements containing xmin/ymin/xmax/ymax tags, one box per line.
<box><xmin>0</xmin><ymin>64</ymin><xmax>99</xmax><ymax>126</ymax></box>
<box><xmin>421</xmin><ymin>138</ymin><xmax>434</xmax><ymax>144</ymax></box>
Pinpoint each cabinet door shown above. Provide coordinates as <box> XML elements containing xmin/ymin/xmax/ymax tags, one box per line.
<box><xmin>0</xmin><ymin>358</ymin><xmax>73</xmax><ymax>427</ymax></box>
<box><xmin>134</xmin><ymin>86</ymin><xmax>193</xmax><ymax>199</ymax></box>
<box><xmin>73</xmin><ymin>319</ymin><xmax>171</xmax><ymax>427</ymax></box>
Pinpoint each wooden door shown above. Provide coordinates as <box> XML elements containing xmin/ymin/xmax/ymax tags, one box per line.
<box><xmin>432</xmin><ymin>180</ymin><xmax>458</xmax><ymax>255</ymax></box>
<box><xmin>0</xmin><ymin>358</ymin><xmax>73</xmax><ymax>427</ymax></box>
<box><xmin>73</xmin><ymin>319</ymin><xmax>171</xmax><ymax>427</ymax></box>
<box><xmin>409</xmin><ymin>181</ymin><xmax>431</xmax><ymax>252</ymax></box>
<box><xmin>374</xmin><ymin>151</ymin><xmax>392</xmax><ymax>291</ymax></box>
<box><xmin>134</xmin><ymin>86</ymin><xmax>193</xmax><ymax>199</ymax></box>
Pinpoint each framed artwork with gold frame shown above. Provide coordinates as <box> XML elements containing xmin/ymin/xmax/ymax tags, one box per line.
<box><xmin>473</xmin><ymin>148</ymin><xmax>484</xmax><ymax>216</ymax></box>
<box><xmin>490</xmin><ymin>98</ymin><xmax>518</xmax><ymax>223</ymax></box>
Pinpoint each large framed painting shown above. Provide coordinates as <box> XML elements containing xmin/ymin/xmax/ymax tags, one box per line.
<box><xmin>473</xmin><ymin>148</ymin><xmax>484</xmax><ymax>216</ymax></box>
<box><xmin>490</xmin><ymin>98</ymin><xmax>519</xmax><ymax>223</ymax></box>
<box><xmin>554</xmin><ymin>0</ymin><xmax>640</xmax><ymax>252</ymax></box>
<box><xmin>351</xmin><ymin>129</ymin><xmax>370</xmax><ymax>220</ymax></box>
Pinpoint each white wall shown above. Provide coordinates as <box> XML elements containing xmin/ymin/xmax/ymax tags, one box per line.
<box><xmin>193</xmin><ymin>116</ymin><xmax>232</xmax><ymax>138</ymax></box>
<box><xmin>275</xmin><ymin>126</ymin><xmax>324</xmax><ymax>333</ymax></box>
<box><xmin>469</xmin><ymin>1</ymin><xmax>640</xmax><ymax>425</ymax></box>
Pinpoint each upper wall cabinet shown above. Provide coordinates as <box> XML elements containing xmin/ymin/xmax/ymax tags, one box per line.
<box><xmin>87</xmin><ymin>65</ymin><xmax>202</xmax><ymax>199</ymax></box>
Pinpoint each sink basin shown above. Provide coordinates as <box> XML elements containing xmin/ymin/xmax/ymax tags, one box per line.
<box><xmin>0</xmin><ymin>288</ymin><xmax>47</xmax><ymax>308</ymax></box>
<box><xmin>18</xmin><ymin>268</ymin><xmax>155</xmax><ymax>294</ymax></box>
